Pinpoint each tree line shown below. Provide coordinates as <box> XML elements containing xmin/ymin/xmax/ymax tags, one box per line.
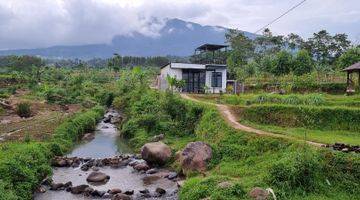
<box><xmin>0</xmin><ymin>55</ymin><xmax>172</xmax><ymax>71</ymax></box>
<box><xmin>226</xmin><ymin>28</ymin><xmax>360</xmax><ymax>81</ymax></box>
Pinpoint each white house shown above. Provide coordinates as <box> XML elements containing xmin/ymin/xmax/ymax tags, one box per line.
<box><xmin>158</xmin><ymin>63</ymin><xmax>227</xmax><ymax>93</ymax></box>
<box><xmin>157</xmin><ymin>44</ymin><xmax>228</xmax><ymax>93</ymax></box>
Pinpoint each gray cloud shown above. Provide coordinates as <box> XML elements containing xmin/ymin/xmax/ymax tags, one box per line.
<box><xmin>0</xmin><ymin>0</ymin><xmax>359</xmax><ymax>50</ymax></box>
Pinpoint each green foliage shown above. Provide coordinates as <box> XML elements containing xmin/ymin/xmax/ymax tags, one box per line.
<box><xmin>166</xmin><ymin>75</ymin><xmax>185</xmax><ymax>92</ymax></box>
<box><xmin>336</xmin><ymin>47</ymin><xmax>360</xmax><ymax>69</ymax></box>
<box><xmin>99</xmin><ymin>91</ymin><xmax>114</xmax><ymax>107</ymax></box>
<box><xmin>272</xmin><ymin>51</ymin><xmax>293</xmax><ymax>76</ymax></box>
<box><xmin>267</xmin><ymin>151</ymin><xmax>322</xmax><ymax>194</ymax></box>
<box><xmin>293</xmin><ymin>50</ymin><xmax>314</xmax><ymax>75</ymax></box>
<box><xmin>242</xmin><ymin>104</ymin><xmax>360</xmax><ymax>131</ymax></box>
<box><xmin>253</xmin><ymin>93</ymin><xmax>325</xmax><ymax>106</ymax></box>
<box><xmin>179</xmin><ymin>176</ymin><xmax>246</xmax><ymax>200</ymax></box>
<box><xmin>0</xmin><ymin>106</ymin><xmax>104</xmax><ymax>200</ymax></box>
<box><xmin>16</xmin><ymin>102</ymin><xmax>31</xmax><ymax>118</ymax></box>
<box><xmin>0</xmin><ymin>180</ymin><xmax>17</xmax><ymax>200</ymax></box>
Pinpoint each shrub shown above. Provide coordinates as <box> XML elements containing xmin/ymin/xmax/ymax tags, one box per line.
<box><xmin>112</xmin><ymin>96</ymin><xmax>126</xmax><ymax>110</ymax></box>
<box><xmin>242</xmin><ymin>104</ymin><xmax>360</xmax><ymax>131</ymax></box>
<box><xmin>267</xmin><ymin>151</ymin><xmax>322</xmax><ymax>194</ymax></box>
<box><xmin>16</xmin><ymin>102</ymin><xmax>31</xmax><ymax>118</ymax></box>
<box><xmin>99</xmin><ymin>91</ymin><xmax>114</xmax><ymax>107</ymax></box>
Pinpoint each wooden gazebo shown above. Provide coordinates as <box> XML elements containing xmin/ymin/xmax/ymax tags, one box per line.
<box><xmin>343</xmin><ymin>62</ymin><xmax>360</xmax><ymax>92</ymax></box>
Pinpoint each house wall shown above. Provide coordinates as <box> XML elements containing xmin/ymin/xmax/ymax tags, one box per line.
<box><xmin>205</xmin><ymin>68</ymin><xmax>227</xmax><ymax>93</ymax></box>
<box><xmin>158</xmin><ymin>64</ymin><xmax>182</xmax><ymax>90</ymax></box>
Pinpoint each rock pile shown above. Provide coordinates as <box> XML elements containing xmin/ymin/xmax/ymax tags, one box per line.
<box><xmin>51</xmin><ymin>154</ymin><xmax>135</xmax><ymax>170</ymax></box>
<box><xmin>40</xmin><ymin>176</ymin><xmax>172</xmax><ymax>199</ymax></box>
<box><xmin>327</xmin><ymin>143</ymin><xmax>360</xmax><ymax>153</ymax></box>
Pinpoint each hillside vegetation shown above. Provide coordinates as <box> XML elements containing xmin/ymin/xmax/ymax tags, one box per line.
<box><xmin>113</xmin><ymin>69</ymin><xmax>360</xmax><ymax>200</ymax></box>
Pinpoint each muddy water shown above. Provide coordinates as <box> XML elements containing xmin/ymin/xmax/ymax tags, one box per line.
<box><xmin>35</xmin><ymin>110</ymin><xmax>178</xmax><ymax>200</ymax></box>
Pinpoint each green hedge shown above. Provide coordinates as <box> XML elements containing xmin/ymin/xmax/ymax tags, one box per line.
<box><xmin>0</xmin><ymin>106</ymin><xmax>104</xmax><ymax>200</ymax></box>
<box><xmin>242</xmin><ymin>104</ymin><xmax>360</xmax><ymax>131</ymax></box>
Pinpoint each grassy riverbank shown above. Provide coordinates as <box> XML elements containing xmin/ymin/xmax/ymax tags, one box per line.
<box><xmin>0</xmin><ymin>106</ymin><xmax>104</xmax><ymax>200</ymax></box>
<box><xmin>115</xmin><ymin>69</ymin><xmax>360</xmax><ymax>200</ymax></box>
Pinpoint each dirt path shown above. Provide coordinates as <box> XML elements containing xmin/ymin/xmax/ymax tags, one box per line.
<box><xmin>180</xmin><ymin>94</ymin><xmax>324</xmax><ymax>147</ymax></box>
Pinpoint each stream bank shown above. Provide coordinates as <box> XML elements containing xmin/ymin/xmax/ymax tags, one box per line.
<box><xmin>34</xmin><ymin>109</ymin><xmax>180</xmax><ymax>200</ymax></box>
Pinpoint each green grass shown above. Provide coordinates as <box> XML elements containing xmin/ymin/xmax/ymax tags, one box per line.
<box><xmin>241</xmin><ymin>120</ymin><xmax>360</xmax><ymax>145</ymax></box>
<box><xmin>191</xmin><ymin>93</ymin><xmax>360</xmax><ymax>108</ymax></box>
<box><xmin>121</xmin><ymin>91</ymin><xmax>360</xmax><ymax>199</ymax></box>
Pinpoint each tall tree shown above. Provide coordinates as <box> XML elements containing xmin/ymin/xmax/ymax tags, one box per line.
<box><xmin>254</xmin><ymin>28</ymin><xmax>284</xmax><ymax>56</ymax></box>
<box><xmin>292</xmin><ymin>50</ymin><xmax>314</xmax><ymax>75</ymax></box>
<box><xmin>225</xmin><ymin>29</ymin><xmax>255</xmax><ymax>76</ymax></box>
<box><xmin>336</xmin><ymin>47</ymin><xmax>360</xmax><ymax>69</ymax></box>
<box><xmin>304</xmin><ymin>30</ymin><xmax>351</xmax><ymax>65</ymax></box>
<box><xmin>285</xmin><ymin>33</ymin><xmax>304</xmax><ymax>50</ymax></box>
<box><xmin>272</xmin><ymin>51</ymin><xmax>293</xmax><ymax>76</ymax></box>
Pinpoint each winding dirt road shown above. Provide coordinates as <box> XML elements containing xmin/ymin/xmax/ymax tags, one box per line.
<box><xmin>180</xmin><ymin>93</ymin><xmax>324</xmax><ymax>147</ymax></box>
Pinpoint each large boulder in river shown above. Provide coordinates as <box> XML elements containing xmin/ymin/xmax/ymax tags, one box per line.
<box><xmin>141</xmin><ymin>142</ymin><xmax>171</xmax><ymax>165</ymax></box>
<box><xmin>178</xmin><ymin>141</ymin><xmax>212</xmax><ymax>172</ymax></box>
<box><xmin>86</xmin><ymin>171</ymin><xmax>110</xmax><ymax>183</ymax></box>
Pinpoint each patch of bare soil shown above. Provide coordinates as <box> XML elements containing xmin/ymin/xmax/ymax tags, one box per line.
<box><xmin>0</xmin><ymin>89</ymin><xmax>82</xmax><ymax>142</ymax></box>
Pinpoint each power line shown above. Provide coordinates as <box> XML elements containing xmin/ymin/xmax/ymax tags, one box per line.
<box><xmin>254</xmin><ymin>0</ymin><xmax>307</xmax><ymax>34</ymax></box>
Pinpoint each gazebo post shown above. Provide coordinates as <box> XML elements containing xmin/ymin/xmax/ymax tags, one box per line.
<box><xmin>347</xmin><ymin>71</ymin><xmax>350</xmax><ymax>88</ymax></box>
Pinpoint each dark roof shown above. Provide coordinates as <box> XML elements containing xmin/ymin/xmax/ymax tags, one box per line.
<box><xmin>195</xmin><ymin>44</ymin><xmax>228</xmax><ymax>51</ymax></box>
<box><xmin>343</xmin><ymin>62</ymin><xmax>360</xmax><ymax>72</ymax></box>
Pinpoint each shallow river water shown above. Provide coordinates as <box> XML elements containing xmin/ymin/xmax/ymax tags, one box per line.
<box><xmin>35</xmin><ymin>111</ymin><xmax>178</xmax><ymax>200</ymax></box>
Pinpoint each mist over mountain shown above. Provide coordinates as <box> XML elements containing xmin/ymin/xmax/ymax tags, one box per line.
<box><xmin>0</xmin><ymin>18</ymin><xmax>256</xmax><ymax>59</ymax></box>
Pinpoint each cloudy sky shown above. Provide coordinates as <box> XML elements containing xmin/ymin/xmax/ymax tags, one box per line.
<box><xmin>0</xmin><ymin>0</ymin><xmax>359</xmax><ymax>50</ymax></box>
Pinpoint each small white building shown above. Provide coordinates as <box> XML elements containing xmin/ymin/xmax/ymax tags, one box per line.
<box><xmin>158</xmin><ymin>63</ymin><xmax>227</xmax><ymax>93</ymax></box>
<box><xmin>157</xmin><ymin>44</ymin><xmax>228</xmax><ymax>93</ymax></box>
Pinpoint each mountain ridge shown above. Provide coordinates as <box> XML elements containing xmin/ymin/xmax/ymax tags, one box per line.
<box><xmin>0</xmin><ymin>18</ymin><xmax>256</xmax><ymax>59</ymax></box>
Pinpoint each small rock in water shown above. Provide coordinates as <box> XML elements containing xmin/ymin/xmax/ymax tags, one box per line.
<box><xmin>41</xmin><ymin>177</ymin><xmax>53</xmax><ymax>186</ymax></box>
<box><xmin>166</xmin><ymin>172</ymin><xmax>178</xmax><ymax>180</ymax></box>
<box><xmin>139</xmin><ymin>189</ymin><xmax>150</xmax><ymax>194</ymax></box>
<box><xmin>112</xmin><ymin>193</ymin><xmax>131</xmax><ymax>200</ymax></box>
<box><xmin>102</xmin><ymin>193</ymin><xmax>113</xmax><ymax>199</ymax></box>
<box><xmin>36</xmin><ymin>185</ymin><xmax>47</xmax><ymax>193</ymax></box>
<box><xmin>155</xmin><ymin>187</ymin><xmax>166</xmax><ymax>195</ymax></box>
<box><xmin>91</xmin><ymin>190</ymin><xmax>106</xmax><ymax>197</ymax></box>
<box><xmin>81</xmin><ymin>164</ymin><xmax>90</xmax><ymax>171</ymax></box>
<box><xmin>84</xmin><ymin>187</ymin><xmax>95</xmax><ymax>196</ymax></box>
<box><xmin>108</xmin><ymin>188</ymin><xmax>122</xmax><ymax>194</ymax></box>
<box><xmin>146</xmin><ymin>168</ymin><xmax>158</xmax><ymax>174</ymax></box>
<box><xmin>64</xmin><ymin>181</ymin><xmax>72</xmax><ymax>188</ymax></box>
<box><xmin>86</xmin><ymin>171</ymin><xmax>110</xmax><ymax>183</ymax></box>
<box><xmin>102</xmin><ymin>125</ymin><xmax>109</xmax><ymax>129</ymax></box>
<box><xmin>70</xmin><ymin>184</ymin><xmax>90</xmax><ymax>194</ymax></box>
<box><xmin>82</xmin><ymin>133</ymin><xmax>95</xmax><ymax>141</ymax></box>
<box><xmin>177</xmin><ymin>180</ymin><xmax>185</xmax><ymax>188</ymax></box>
<box><xmin>133</xmin><ymin>163</ymin><xmax>150</xmax><ymax>171</ymax></box>
<box><xmin>84</xmin><ymin>157</ymin><xmax>92</xmax><ymax>162</ymax></box>
<box><xmin>92</xmin><ymin>166</ymin><xmax>100</xmax><ymax>171</ymax></box>
<box><xmin>124</xmin><ymin>190</ymin><xmax>134</xmax><ymax>195</ymax></box>
<box><xmin>50</xmin><ymin>183</ymin><xmax>64</xmax><ymax>190</ymax></box>
<box><xmin>52</xmin><ymin>158</ymin><xmax>68</xmax><ymax>167</ymax></box>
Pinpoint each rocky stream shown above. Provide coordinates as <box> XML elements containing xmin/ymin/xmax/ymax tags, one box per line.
<box><xmin>34</xmin><ymin>109</ymin><xmax>181</xmax><ymax>200</ymax></box>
